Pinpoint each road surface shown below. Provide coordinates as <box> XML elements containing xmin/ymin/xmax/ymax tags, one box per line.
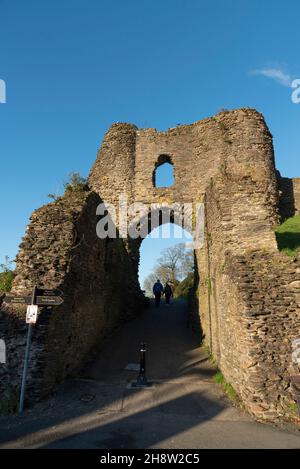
<box><xmin>0</xmin><ymin>299</ymin><xmax>299</xmax><ymax>449</ymax></box>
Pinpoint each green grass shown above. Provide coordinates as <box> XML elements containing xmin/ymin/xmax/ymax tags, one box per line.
<box><xmin>275</xmin><ymin>215</ymin><xmax>300</xmax><ymax>257</ymax></box>
<box><xmin>202</xmin><ymin>345</ymin><xmax>218</xmax><ymax>367</ymax></box>
<box><xmin>288</xmin><ymin>401</ymin><xmax>299</xmax><ymax>415</ymax></box>
<box><xmin>201</xmin><ymin>348</ymin><xmax>240</xmax><ymax>404</ymax></box>
<box><xmin>213</xmin><ymin>372</ymin><xmax>239</xmax><ymax>402</ymax></box>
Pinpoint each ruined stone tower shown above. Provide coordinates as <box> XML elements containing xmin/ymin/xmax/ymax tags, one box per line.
<box><xmin>1</xmin><ymin>108</ymin><xmax>300</xmax><ymax>421</ymax></box>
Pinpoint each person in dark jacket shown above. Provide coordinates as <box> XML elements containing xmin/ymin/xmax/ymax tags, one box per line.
<box><xmin>164</xmin><ymin>281</ymin><xmax>173</xmax><ymax>304</ymax></box>
<box><xmin>153</xmin><ymin>279</ymin><xmax>164</xmax><ymax>307</ymax></box>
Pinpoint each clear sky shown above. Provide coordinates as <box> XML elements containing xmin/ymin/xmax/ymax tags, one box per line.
<box><xmin>139</xmin><ymin>224</ymin><xmax>192</xmax><ymax>287</ymax></box>
<box><xmin>0</xmin><ymin>0</ymin><xmax>300</xmax><ymax>283</ymax></box>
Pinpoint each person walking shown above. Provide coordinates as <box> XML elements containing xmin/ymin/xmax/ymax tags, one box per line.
<box><xmin>164</xmin><ymin>281</ymin><xmax>173</xmax><ymax>304</ymax></box>
<box><xmin>152</xmin><ymin>279</ymin><xmax>164</xmax><ymax>307</ymax></box>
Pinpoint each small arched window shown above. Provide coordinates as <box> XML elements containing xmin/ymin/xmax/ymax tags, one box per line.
<box><xmin>153</xmin><ymin>155</ymin><xmax>174</xmax><ymax>188</ymax></box>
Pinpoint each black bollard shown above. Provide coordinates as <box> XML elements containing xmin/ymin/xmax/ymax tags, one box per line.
<box><xmin>136</xmin><ymin>342</ymin><xmax>147</xmax><ymax>386</ymax></box>
<box><xmin>132</xmin><ymin>342</ymin><xmax>152</xmax><ymax>387</ymax></box>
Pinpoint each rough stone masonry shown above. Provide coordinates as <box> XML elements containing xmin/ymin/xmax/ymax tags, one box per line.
<box><xmin>1</xmin><ymin>108</ymin><xmax>300</xmax><ymax>422</ymax></box>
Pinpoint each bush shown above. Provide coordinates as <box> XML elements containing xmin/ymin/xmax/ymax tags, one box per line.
<box><xmin>0</xmin><ymin>258</ymin><xmax>15</xmax><ymax>292</ymax></box>
<box><xmin>213</xmin><ymin>372</ymin><xmax>239</xmax><ymax>402</ymax></box>
<box><xmin>64</xmin><ymin>172</ymin><xmax>88</xmax><ymax>193</ymax></box>
<box><xmin>174</xmin><ymin>272</ymin><xmax>194</xmax><ymax>298</ymax></box>
<box><xmin>48</xmin><ymin>172</ymin><xmax>88</xmax><ymax>201</ymax></box>
<box><xmin>0</xmin><ymin>270</ymin><xmax>14</xmax><ymax>292</ymax></box>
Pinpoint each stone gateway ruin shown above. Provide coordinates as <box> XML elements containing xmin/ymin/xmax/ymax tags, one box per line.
<box><xmin>1</xmin><ymin>108</ymin><xmax>300</xmax><ymax>421</ymax></box>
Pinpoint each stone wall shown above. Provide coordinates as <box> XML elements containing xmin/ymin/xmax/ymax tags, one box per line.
<box><xmin>89</xmin><ymin>108</ymin><xmax>279</xmax><ymax>235</ymax></box>
<box><xmin>88</xmin><ymin>108</ymin><xmax>300</xmax><ymax>420</ymax></box>
<box><xmin>225</xmin><ymin>252</ymin><xmax>300</xmax><ymax>419</ymax></box>
<box><xmin>1</xmin><ymin>107</ymin><xmax>300</xmax><ymax>422</ymax></box>
<box><xmin>292</xmin><ymin>178</ymin><xmax>300</xmax><ymax>215</ymax></box>
<box><xmin>0</xmin><ymin>187</ymin><xmax>143</xmax><ymax>402</ymax></box>
<box><xmin>198</xmin><ymin>172</ymin><xmax>300</xmax><ymax>420</ymax></box>
<box><xmin>278</xmin><ymin>174</ymin><xmax>300</xmax><ymax>219</ymax></box>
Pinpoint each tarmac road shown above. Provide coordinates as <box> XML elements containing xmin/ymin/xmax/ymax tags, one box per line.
<box><xmin>0</xmin><ymin>299</ymin><xmax>299</xmax><ymax>449</ymax></box>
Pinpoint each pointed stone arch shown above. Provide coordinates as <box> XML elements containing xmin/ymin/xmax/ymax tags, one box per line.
<box><xmin>2</xmin><ymin>109</ymin><xmax>300</xmax><ymax>421</ymax></box>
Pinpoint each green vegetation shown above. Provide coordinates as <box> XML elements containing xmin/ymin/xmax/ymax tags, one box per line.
<box><xmin>275</xmin><ymin>215</ymin><xmax>300</xmax><ymax>257</ymax></box>
<box><xmin>174</xmin><ymin>272</ymin><xmax>194</xmax><ymax>298</ymax></box>
<box><xmin>213</xmin><ymin>371</ymin><xmax>239</xmax><ymax>402</ymax></box>
<box><xmin>64</xmin><ymin>172</ymin><xmax>88</xmax><ymax>192</ymax></box>
<box><xmin>288</xmin><ymin>401</ymin><xmax>299</xmax><ymax>415</ymax></box>
<box><xmin>201</xmin><ymin>347</ymin><xmax>239</xmax><ymax>403</ymax></box>
<box><xmin>202</xmin><ymin>344</ymin><xmax>218</xmax><ymax>367</ymax></box>
<box><xmin>205</xmin><ymin>276</ymin><xmax>212</xmax><ymax>295</ymax></box>
<box><xmin>47</xmin><ymin>193</ymin><xmax>60</xmax><ymax>201</ymax></box>
<box><xmin>0</xmin><ymin>257</ymin><xmax>15</xmax><ymax>292</ymax></box>
<box><xmin>48</xmin><ymin>172</ymin><xmax>88</xmax><ymax>201</ymax></box>
<box><xmin>143</xmin><ymin>243</ymin><xmax>194</xmax><ymax>296</ymax></box>
<box><xmin>0</xmin><ymin>270</ymin><xmax>14</xmax><ymax>292</ymax></box>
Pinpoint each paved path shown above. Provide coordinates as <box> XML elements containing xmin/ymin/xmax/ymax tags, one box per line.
<box><xmin>0</xmin><ymin>299</ymin><xmax>299</xmax><ymax>449</ymax></box>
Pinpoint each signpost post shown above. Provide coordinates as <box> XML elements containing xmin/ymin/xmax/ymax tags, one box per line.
<box><xmin>0</xmin><ymin>339</ymin><xmax>6</xmax><ymax>364</ymax></box>
<box><xmin>19</xmin><ymin>286</ymin><xmax>37</xmax><ymax>413</ymax></box>
<box><xmin>4</xmin><ymin>286</ymin><xmax>63</xmax><ymax>413</ymax></box>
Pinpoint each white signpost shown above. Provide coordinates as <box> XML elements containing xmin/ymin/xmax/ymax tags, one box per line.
<box><xmin>4</xmin><ymin>285</ymin><xmax>64</xmax><ymax>413</ymax></box>
<box><xmin>0</xmin><ymin>339</ymin><xmax>5</xmax><ymax>364</ymax></box>
<box><xmin>26</xmin><ymin>305</ymin><xmax>38</xmax><ymax>324</ymax></box>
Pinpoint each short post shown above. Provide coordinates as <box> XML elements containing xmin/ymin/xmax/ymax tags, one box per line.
<box><xmin>19</xmin><ymin>285</ymin><xmax>37</xmax><ymax>414</ymax></box>
<box><xmin>136</xmin><ymin>342</ymin><xmax>148</xmax><ymax>386</ymax></box>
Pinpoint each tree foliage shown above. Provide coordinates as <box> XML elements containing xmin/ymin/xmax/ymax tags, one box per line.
<box><xmin>143</xmin><ymin>243</ymin><xmax>194</xmax><ymax>296</ymax></box>
<box><xmin>64</xmin><ymin>172</ymin><xmax>88</xmax><ymax>192</ymax></box>
<box><xmin>174</xmin><ymin>272</ymin><xmax>194</xmax><ymax>298</ymax></box>
<box><xmin>48</xmin><ymin>172</ymin><xmax>88</xmax><ymax>200</ymax></box>
<box><xmin>0</xmin><ymin>257</ymin><xmax>15</xmax><ymax>292</ymax></box>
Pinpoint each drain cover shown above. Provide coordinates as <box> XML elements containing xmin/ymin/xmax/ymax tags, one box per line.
<box><xmin>79</xmin><ymin>393</ymin><xmax>95</xmax><ymax>402</ymax></box>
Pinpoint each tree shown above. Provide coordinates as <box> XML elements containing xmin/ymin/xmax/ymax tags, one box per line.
<box><xmin>180</xmin><ymin>248</ymin><xmax>194</xmax><ymax>278</ymax></box>
<box><xmin>157</xmin><ymin>243</ymin><xmax>193</xmax><ymax>283</ymax></box>
<box><xmin>63</xmin><ymin>172</ymin><xmax>88</xmax><ymax>192</ymax></box>
<box><xmin>48</xmin><ymin>172</ymin><xmax>88</xmax><ymax>200</ymax></box>
<box><xmin>143</xmin><ymin>272</ymin><xmax>158</xmax><ymax>296</ymax></box>
<box><xmin>0</xmin><ymin>256</ymin><xmax>15</xmax><ymax>292</ymax></box>
<box><xmin>142</xmin><ymin>243</ymin><xmax>194</xmax><ymax>296</ymax></box>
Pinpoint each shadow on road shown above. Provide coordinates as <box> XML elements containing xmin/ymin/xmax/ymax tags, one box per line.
<box><xmin>1</xmin><ymin>299</ymin><xmax>299</xmax><ymax>448</ymax></box>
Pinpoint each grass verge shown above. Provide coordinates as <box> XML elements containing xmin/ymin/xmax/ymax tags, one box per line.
<box><xmin>213</xmin><ymin>371</ymin><xmax>239</xmax><ymax>403</ymax></box>
<box><xmin>275</xmin><ymin>214</ymin><xmax>300</xmax><ymax>256</ymax></box>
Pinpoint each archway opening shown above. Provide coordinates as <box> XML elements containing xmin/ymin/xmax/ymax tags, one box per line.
<box><xmin>139</xmin><ymin>222</ymin><xmax>194</xmax><ymax>300</ymax></box>
<box><xmin>153</xmin><ymin>155</ymin><xmax>174</xmax><ymax>188</ymax></box>
<box><xmin>135</xmin><ymin>222</ymin><xmax>203</xmax><ymax>380</ymax></box>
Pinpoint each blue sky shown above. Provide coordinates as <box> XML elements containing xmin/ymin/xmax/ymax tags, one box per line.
<box><xmin>139</xmin><ymin>223</ymin><xmax>192</xmax><ymax>287</ymax></box>
<box><xmin>0</xmin><ymin>0</ymin><xmax>300</xmax><ymax>284</ymax></box>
